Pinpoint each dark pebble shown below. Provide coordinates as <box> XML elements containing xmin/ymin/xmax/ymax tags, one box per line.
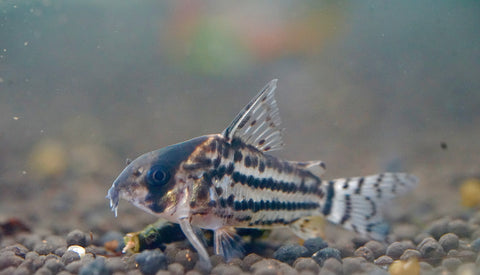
<box><xmin>45</xmin><ymin>235</ymin><xmax>67</xmax><ymax>250</ymax></box>
<box><xmin>342</xmin><ymin>257</ymin><xmax>367</xmax><ymax>274</ymax></box>
<box><xmin>303</xmin><ymin>237</ymin><xmax>328</xmax><ymax>255</ymax></box>
<box><xmin>19</xmin><ymin>234</ymin><xmax>42</xmax><ymax>250</ymax></box>
<box><xmin>447</xmin><ymin>219</ymin><xmax>470</xmax><ymax>238</ymax></box>
<box><xmin>332</xmin><ymin>240</ymin><xmax>355</xmax><ymax>258</ymax></box>
<box><xmin>209</xmin><ymin>254</ymin><xmax>226</xmax><ymax>268</ymax></box>
<box><xmin>312</xmin><ymin>247</ymin><xmax>341</xmax><ymax>266</ymax></box>
<box><xmin>79</xmin><ymin>258</ymin><xmax>111</xmax><ymax>275</ymax></box>
<box><xmin>65</xmin><ymin>261</ymin><xmax>83</xmax><ymax>274</ymax></box>
<box><xmin>471</xmin><ymin>238</ymin><xmax>480</xmax><ymax>252</ymax></box>
<box><xmin>54</xmin><ymin>246</ymin><xmax>67</xmax><ymax>257</ymax></box>
<box><xmin>0</xmin><ymin>251</ymin><xmax>24</xmax><ymax>269</ymax></box>
<box><xmin>273</xmin><ymin>244</ymin><xmax>309</xmax><ymax>265</ymax></box>
<box><xmin>385</xmin><ymin>242</ymin><xmax>408</xmax><ymax>259</ymax></box>
<box><xmin>417</xmin><ymin>237</ymin><xmax>445</xmax><ymax>264</ymax></box>
<box><xmin>426</xmin><ymin>218</ymin><xmax>449</xmax><ymax>239</ymax></box>
<box><xmin>293</xmin><ymin>257</ymin><xmax>320</xmax><ymax>273</ymax></box>
<box><xmin>354</xmin><ymin>246</ymin><xmax>375</xmax><ymax>262</ymax></box>
<box><xmin>66</xmin><ymin>230</ymin><xmax>87</xmax><ymax>247</ymax></box>
<box><xmin>61</xmin><ymin>250</ymin><xmax>80</xmax><ymax>265</ymax></box>
<box><xmin>34</xmin><ymin>242</ymin><xmax>55</xmax><ymax>255</ymax></box>
<box><xmin>174</xmin><ymin>249</ymin><xmax>197</xmax><ymax>271</ymax></box>
<box><xmin>364</xmin><ymin>240</ymin><xmax>386</xmax><ymax>259</ymax></box>
<box><xmin>442</xmin><ymin>257</ymin><xmax>462</xmax><ymax>271</ymax></box>
<box><xmin>1</xmin><ymin>244</ymin><xmax>28</xmax><ymax>258</ymax></box>
<box><xmin>413</xmin><ymin>232</ymin><xmax>432</xmax><ymax>245</ymax></box>
<box><xmin>135</xmin><ymin>249</ymin><xmax>167</xmax><ymax>275</ymax></box>
<box><xmin>168</xmin><ymin>263</ymin><xmax>185</xmax><ymax>275</ymax></box>
<box><xmin>44</xmin><ymin>258</ymin><xmax>64</xmax><ymax>273</ymax></box>
<box><xmin>211</xmin><ymin>263</ymin><xmax>243</xmax><ymax>275</ymax></box>
<box><xmin>374</xmin><ymin>255</ymin><xmax>393</xmax><ymax>266</ymax></box>
<box><xmin>351</xmin><ymin>236</ymin><xmax>370</xmax><ymax>248</ymax></box>
<box><xmin>438</xmin><ymin>233</ymin><xmax>459</xmax><ymax>252</ymax></box>
<box><xmin>399</xmin><ymin>249</ymin><xmax>421</xmax><ymax>260</ymax></box>
<box><xmin>86</xmin><ymin>245</ymin><xmax>107</xmax><ymax>256</ymax></box>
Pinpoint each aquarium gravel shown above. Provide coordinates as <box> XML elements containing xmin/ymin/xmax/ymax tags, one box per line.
<box><xmin>1</xmin><ymin>213</ymin><xmax>480</xmax><ymax>274</ymax></box>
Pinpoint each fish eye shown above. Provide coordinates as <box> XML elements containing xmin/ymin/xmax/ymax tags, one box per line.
<box><xmin>146</xmin><ymin>165</ymin><xmax>170</xmax><ymax>187</ymax></box>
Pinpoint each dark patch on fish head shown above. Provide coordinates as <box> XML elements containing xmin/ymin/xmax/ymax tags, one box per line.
<box><xmin>107</xmin><ymin>136</ymin><xmax>209</xmax><ymax>216</ymax></box>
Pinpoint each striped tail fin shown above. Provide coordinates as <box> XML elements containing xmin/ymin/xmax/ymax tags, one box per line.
<box><xmin>322</xmin><ymin>173</ymin><xmax>418</xmax><ymax>240</ymax></box>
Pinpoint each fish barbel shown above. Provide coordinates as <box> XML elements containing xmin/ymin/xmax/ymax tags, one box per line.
<box><xmin>106</xmin><ymin>79</ymin><xmax>417</xmax><ymax>269</ymax></box>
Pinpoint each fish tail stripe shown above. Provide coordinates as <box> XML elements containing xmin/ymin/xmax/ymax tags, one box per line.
<box><xmin>322</xmin><ymin>181</ymin><xmax>335</xmax><ymax>216</ymax></box>
<box><xmin>325</xmin><ymin>173</ymin><xmax>417</xmax><ymax>240</ymax></box>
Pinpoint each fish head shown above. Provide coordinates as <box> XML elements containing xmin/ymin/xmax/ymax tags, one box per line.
<box><xmin>106</xmin><ymin>136</ymin><xmax>209</xmax><ymax>218</ymax></box>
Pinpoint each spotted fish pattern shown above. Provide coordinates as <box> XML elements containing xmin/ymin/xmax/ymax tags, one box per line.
<box><xmin>106</xmin><ymin>80</ymin><xmax>418</xmax><ymax>269</ymax></box>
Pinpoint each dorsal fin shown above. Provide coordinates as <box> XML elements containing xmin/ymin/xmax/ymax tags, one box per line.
<box><xmin>222</xmin><ymin>79</ymin><xmax>284</xmax><ymax>152</ymax></box>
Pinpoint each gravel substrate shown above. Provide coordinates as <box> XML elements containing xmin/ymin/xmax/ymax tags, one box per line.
<box><xmin>1</xmin><ymin>213</ymin><xmax>480</xmax><ymax>274</ymax></box>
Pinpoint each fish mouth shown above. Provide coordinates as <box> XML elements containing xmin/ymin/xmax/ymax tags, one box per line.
<box><xmin>106</xmin><ymin>184</ymin><xmax>120</xmax><ymax>217</ymax></box>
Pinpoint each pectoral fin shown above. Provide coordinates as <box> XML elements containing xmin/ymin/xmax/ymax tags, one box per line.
<box><xmin>178</xmin><ymin>218</ymin><xmax>212</xmax><ymax>270</ymax></box>
<box><xmin>289</xmin><ymin>216</ymin><xmax>326</xmax><ymax>240</ymax></box>
<box><xmin>214</xmin><ymin>227</ymin><xmax>245</xmax><ymax>262</ymax></box>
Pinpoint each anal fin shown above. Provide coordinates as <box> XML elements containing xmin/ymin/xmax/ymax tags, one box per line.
<box><xmin>290</xmin><ymin>216</ymin><xmax>326</xmax><ymax>240</ymax></box>
<box><xmin>214</xmin><ymin>227</ymin><xmax>245</xmax><ymax>262</ymax></box>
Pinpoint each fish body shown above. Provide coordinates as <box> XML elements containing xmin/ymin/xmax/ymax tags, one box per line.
<box><xmin>107</xmin><ymin>80</ymin><xmax>417</xmax><ymax>268</ymax></box>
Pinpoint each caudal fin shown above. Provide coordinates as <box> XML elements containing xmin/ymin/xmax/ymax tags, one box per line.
<box><xmin>322</xmin><ymin>173</ymin><xmax>417</xmax><ymax>240</ymax></box>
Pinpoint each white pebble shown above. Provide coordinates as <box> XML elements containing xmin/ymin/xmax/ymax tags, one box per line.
<box><xmin>67</xmin><ymin>245</ymin><xmax>86</xmax><ymax>258</ymax></box>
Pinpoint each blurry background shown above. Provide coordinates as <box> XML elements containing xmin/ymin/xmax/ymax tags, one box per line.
<box><xmin>0</xmin><ymin>1</ymin><xmax>479</xmax><ymax>235</ymax></box>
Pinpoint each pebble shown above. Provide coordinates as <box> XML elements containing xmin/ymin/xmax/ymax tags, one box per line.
<box><xmin>364</xmin><ymin>240</ymin><xmax>386</xmax><ymax>259</ymax></box>
<box><xmin>0</xmin><ymin>267</ymin><xmax>16</xmax><ymax>275</ymax></box>
<box><xmin>342</xmin><ymin>257</ymin><xmax>367</xmax><ymax>274</ymax></box>
<box><xmin>374</xmin><ymin>255</ymin><xmax>393</xmax><ymax>266</ymax></box>
<box><xmin>168</xmin><ymin>263</ymin><xmax>185</xmax><ymax>275</ymax></box>
<box><xmin>438</xmin><ymin>233</ymin><xmax>459</xmax><ymax>252</ymax></box>
<box><xmin>44</xmin><ymin>258</ymin><xmax>64</xmax><ymax>273</ymax></box>
<box><xmin>135</xmin><ymin>249</ymin><xmax>167</xmax><ymax>275</ymax></box>
<box><xmin>399</xmin><ymin>249</ymin><xmax>421</xmax><ymax>260</ymax></box>
<box><xmin>442</xmin><ymin>257</ymin><xmax>462</xmax><ymax>271</ymax></box>
<box><xmin>312</xmin><ymin>247</ymin><xmax>341</xmax><ymax>266</ymax></box>
<box><xmin>242</xmin><ymin>253</ymin><xmax>263</xmax><ymax>270</ymax></box>
<box><xmin>61</xmin><ymin>250</ymin><xmax>80</xmax><ymax>266</ymax></box>
<box><xmin>174</xmin><ymin>249</ymin><xmax>198</xmax><ymax>271</ymax></box>
<box><xmin>54</xmin><ymin>247</ymin><xmax>67</xmax><ymax>257</ymax></box>
<box><xmin>105</xmin><ymin>257</ymin><xmax>125</xmax><ymax>273</ymax></box>
<box><xmin>426</xmin><ymin>218</ymin><xmax>450</xmax><ymax>239</ymax></box>
<box><xmin>293</xmin><ymin>257</ymin><xmax>320</xmax><ymax>273</ymax></box>
<box><xmin>385</xmin><ymin>242</ymin><xmax>408</xmax><ymax>259</ymax></box>
<box><xmin>19</xmin><ymin>234</ymin><xmax>42</xmax><ymax>250</ymax></box>
<box><xmin>251</xmin><ymin>259</ymin><xmax>294</xmax><ymax>275</ymax></box>
<box><xmin>320</xmin><ymin>258</ymin><xmax>342</xmax><ymax>275</ymax></box>
<box><xmin>303</xmin><ymin>237</ymin><xmax>328</xmax><ymax>255</ymax></box>
<box><xmin>34</xmin><ymin>242</ymin><xmax>55</xmax><ymax>255</ymax></box>
<box><xmin>66</xmin><ymin>230</ymin><xmax>87</xmax><ymax>247</ymax></box>
<box><xmin>354</xmin><ymin>246</ymin><xmax>375</xmax><ymax>262</ymax></box>
<box><xmin>447</xmin><ymin>219</ymin><xmax>470</xmax><ymax>238</ymax></box>
<box><xmin>273</xmin><ymin>244</ymin><xmax>309</xmax><ymax>265</ymax></box>
<box><xmin>211</xmin><ymin>263</ymin><xmax>243</xmax><ymax>275</ymax></box>
<box><xmin>1</xmin><ymin>244</ymin><xmax>28</xmax><ymax>258</ymax></box>
<box><xmin>470</xmin><ymin>238</ymin><xmax>480</xmax><ymax>252</ymax></box>
<box><xmin>458</xmin><ymin>250</ymin><xmax>476</xmax><ymax>262</ymax></box>
<box><xmin>0</xmin><ymin>251</ymin><xmax>24</xmax><ymax>269</ymax></box>
<box><xmin>78</xmin><ymin>258</ymin><xmax>111</xmax><ymax>275</ymax></box>
<box><xmin>34</xmin><ymin>267</ymin><xmax>53</xmax><ymax>275</ymax></box>
<box><xmin>13</xmin><ymin>267</ymin><xmax>31</xmax><ymax>275</ymax></box>
<box><xmin>416</xmin><ymin>237</ymin><xmax>445</xmax><ymax>264</ymax></box>
<box><xmin>351</xmin><ymin>236</ymin><xmax>370</xmax><ymax>248</ymax></box>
